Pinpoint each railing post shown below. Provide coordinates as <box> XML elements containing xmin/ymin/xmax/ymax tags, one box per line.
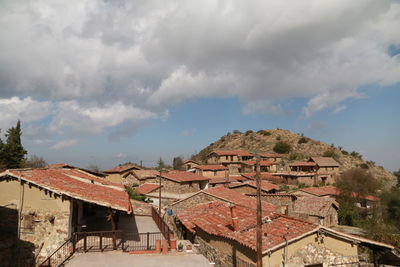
<box><xmin>147</xmin><ymin>232</ymin><xmax>150</xmax><ymax>250</ymax></box>
<box><xmin>72</xmin><ymin>233</ymin><xmax>76</xmax><ymax>253</ymax></box>
<box><xmin>121</xmin><ymin>231</ymin><xmax>125</xmax><ymax>251</ymax></box>
<box><xmin>100</xmin><ymin>232</ymin><xmax>103</xmax><ymax>252</ymax></box>
<box><xmin>84</xmin><ymin>233</ymin><xmax>87</xmax><ymax>252</ymax></box>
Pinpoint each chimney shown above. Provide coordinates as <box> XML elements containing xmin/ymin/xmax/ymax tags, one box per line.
<box><xmin>229</xmin><ymin>204</ymin><xmax>239</xmax><ymax>231</ymax></box>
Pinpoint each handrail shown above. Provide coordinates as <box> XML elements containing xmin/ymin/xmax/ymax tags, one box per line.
<box><xmin>38</xmin><ymin>235</ymin><xmax>74</xmax><ymax>267</ymax></box>
<box><xmin>151</xmin><ymin>206</ymin><xmax>172</xmax><ymax>244</ymax></box>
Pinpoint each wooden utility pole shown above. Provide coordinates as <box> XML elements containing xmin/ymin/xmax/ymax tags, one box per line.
<box><xmin>159</xmin><ymin>170</ymin><xmax>162</xmax><ymax>213</ymax></box>
<box><xmin>256</xmin><ymin>155</ymin><xmax>263</xmax><ymax>267</ymax></box>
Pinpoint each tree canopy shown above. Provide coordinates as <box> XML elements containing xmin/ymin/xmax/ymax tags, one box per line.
<box><xmin>0</xmin><ymin>120</ymin><xmax>27</xmax><ymax>169</ymax></box>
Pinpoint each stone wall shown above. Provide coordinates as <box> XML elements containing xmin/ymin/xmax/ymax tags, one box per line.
<box><xmin>131</xmin><ymin>199</ymin><xmax>152</xmax><ymax>216</ymax></box>
<box><xmin>170</xmin><ymin>193</ymin><xmax>218</xmax><ymax>214</ymax></box>
<box><xmin>288</xmin><ymin>242</ymin><xmax>359</xmax><ymax>266</ymax></box>
<box><xmin>161</xmin><ymin>178</ymin><xmax>201</xmax><ymax>194</ymax></box>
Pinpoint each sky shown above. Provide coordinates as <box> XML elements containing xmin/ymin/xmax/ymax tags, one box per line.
<box><xmin>0</xmin><ymin>0</ymin><xmax>399</xmax><ymax>171</ymax></box>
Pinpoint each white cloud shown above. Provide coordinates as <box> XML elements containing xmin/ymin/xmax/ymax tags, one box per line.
<box><xmin>50</xmin><ymin>139</ymin><xmax>78</xmax><ymax>150</ymax></box>
<box><xmin>0</xmin><ymin>0</ymin><xmax>399</xmax><ymax>136</ymax></box>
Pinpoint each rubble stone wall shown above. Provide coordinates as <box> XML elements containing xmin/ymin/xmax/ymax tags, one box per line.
<box><xmin>161</xmin><ymin>178</ymin><xmax>201</xmax><ymax>194</ymax></box>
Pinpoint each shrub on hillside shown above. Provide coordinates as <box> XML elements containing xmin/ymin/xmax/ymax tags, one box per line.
<box><xmin>245</xmin><ymin>130</ymin><xmax>254</xmax><ymax>136</ymax></box>
<box><xmin>298</xmin><ymin>137</ymin><xmax>309</xmax><ymax>144</ymax></box>
<box><xmin>257</xmin><ymin>130</ymin><xmax>271</xmax><ymax>136</ymax></box>
<box><xmin>233</xmin><ymin>130</ymin><xmax>242</xmax><ymax>134</ymax></box>
<box><xmin>273</xmin><ymin>141</ymin><xmax>291</xmax><ymax>154</ymax></box>
<box><xmin>350</xmin><ymin>151</ymin><xmax>363</xmax><ymax>160</ymax></box>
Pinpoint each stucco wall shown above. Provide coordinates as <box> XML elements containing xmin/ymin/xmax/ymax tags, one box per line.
<box><xmin>0</xmin><ymin>178</ymin><xmax>71</xmax><ymax>263</ymax></box>
<box><xmin>105</xmin><ymin>173</ymin><xmax>123</xmax><ymax>184</ymax></box>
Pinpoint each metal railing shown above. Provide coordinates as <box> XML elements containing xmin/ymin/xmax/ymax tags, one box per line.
<box><xmin>38</xmin><ymin>230</ymin><xmax>165</xmax><ymax>266</ymax></box>
<box><xmin>151</xmin><ymin>206</ymin><xmax>172</xmax><ymax>244</ymax></box>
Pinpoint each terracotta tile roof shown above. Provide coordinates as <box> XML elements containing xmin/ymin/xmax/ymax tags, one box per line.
<box><xmin>298</xmin><ymin>186</ymin><xmax>379</xmax><ymax>202</ymax></box>
<box><xmin>293</xmin><ymin>197</ymin><xmax>338</xmax><ymax>217</ymax></box>
<box><xmin>241</xmin><ymin>160</ymin><xmax>275</xmax><ymax>166</ymax></box>
<box><xmin>208</xmin><ymin>176</ymin><xmax>248</xmax><ymax>185</ymax></box>
<box><xmin>47</xmin><ymin>163</ymin><xmax>106</xmax><ymax>177</ymax></box>
<box><xmin>202</xmin><ymin>187</ymin><xmax>276</xmax><ymax>213</ymax></box>
<box><xmin>241</xmin><ymin>172</ymin><xmax>285</xmax><ymax>184</ymax></box>
<box><xmin>183</xmin><ymin>160</ymin><xmax>198</xmax><ymax>164</ymax></box>
<box><xmin>194</xmin><ymin>164</ymin><xmax>228</xmax><ymax>171</ymax></box>
<box><xmin>229</xmin><ymin>181</ymin><xmax>279</xmax><ymax>192</ymax></box>
<box><xmin>258</xmin><ymin>153</ymin><xmax>283</xmax><ymax>158</ymax></box>
<box><xmin>135</xmin><ymin>183</ymin><xmax>161</xmax><ymax>195</ymax></box>
<box><xmin>210</xmin><ymin>150</ymin><xmax>254</xmax><ymax>157</ymax></box>
<box><xmin>161</xmin><ymin>170</ymin><xmax>210</xmax><ymax>182</ymax></box>
<box><xmin>2</xmin><ymin>168</ymin><xmax>132</xmax><ymax>213</ymax></box>
<box><xmin>177</xmin><ymin>201</ymin><xmax>316</xmax><ymax>252</ymax></box>
<box><xmin>310</xmin><ymin>157</ymin><xmax>340</xmax><ymax>167</ymax></box>
<box><xmin>289</xmin><ymin>161</ymin><xmax>317</xmax><ymax>167</ymax></box>
<box><xmin>104</xmin><ymin>164</ymin><xmax>142</xmax><ymax>173</ymax></box>
<box><xmin>131</xmin><ymin>169</ymin><xmax>159</xmax><ymax>180</ymax></box>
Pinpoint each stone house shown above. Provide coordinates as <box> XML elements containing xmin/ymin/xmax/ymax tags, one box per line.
<box><xmin>182</xmin><ymin>160</ymin><xmax>199</xmax><ymax>171</ymax></box>
<box><xmin>241</xmin><ymin>172</ymin><xmax>286</xmax><ymax>185</ymax></box>
<box><xmin>207</xmin><ymin>150</ymin><xmax>254</xmax><ymax>175</ymax></box>
<box><xmin>176</xmin><ymin>201</ymin><xmax>396</xmax><ymax>266</ymax></box>
<box><xmin>0</xmin><ymin>165</ymin><xmax>132</xmax><ymax>264</ymax></box>
<box><xmin>293</xmin><ymin>185</ymin><xmax>380</xmax><ymax>209</ymax></box>
<box><xmin>228</xmin><ymin>180</ymin><xmax>279</xmax><ymax>194</ymax></box>
<box><xmin>258</xmin><ymin>152</ymin><xmax>283</xmax><ymax>162</ymax></box>
<box><xmin>291</xmin><ymin>197</ymin><xmax>339</xmax><ymax>227</ymax></box>
<box><xmin>159</xmin><ymin>171</ymin><xmax>210</xmax><ymax>194</ymax></box>
<box><xmin>207</xmin><ymin>176</ymin><xmax>249</xmax><ymax>188</ymax></box>
<box><xmin>104</xmin><ymin>163</ymin><xmax>142</xmax><ymax>184</ymax></box>
<box><xmin>240</xmin><ymin>160</ymin><xmax>277</xmax><ymax>173</ymax></box>
<box><xmin>129</xmin><ymin>169</ymin><xmax>159</xmax><ymax>185</ymax></box>
<box><xmin>193</xmin><ymin>164</ymin><xmax>228</xmax><ymax>179</ymax></box>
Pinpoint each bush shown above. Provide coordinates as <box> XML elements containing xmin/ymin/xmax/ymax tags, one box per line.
<box><xmin>323</xmin><ymin>149</ymin><xmax>339</xmax><ymax>160</ymax></box>
<box><xmin>276</xmin><ymin>136</ymin><xmax>281</xmax><ymax>141</ymax></box>
<box><xmin>341</xmin><ymin>150</ymin><xmax>349</xmax><ymax>155</ymax></box>
<box><xmin>257</xmin><ymin>130</ymin><xmax>271</xmax><ymax>136</ymax></box>
<box><xmin>298</xmin><ymin>137</ymin><xmax>309</xmax><ymax>144</ymax></box>
<box><xmin>125</xmin><ymin>186</ymin><xmax>148</xmax><ymax>202</ymax></box>
<box><xmin>245</xmin><ymin>130</ymin><xmax>254</xmax><ymax>136</ymax></box>
<box><xmin>233</xmin><ymin>130</ymin><xmax>242</xmax><ymax>134</ymax></box>
<box><xmin>359</xmin><ymin>163</ymin><xmax>369</xmax><ymax>169</ymax></box>
<box><xmin>289</xmin><ymin>153</ymin><xmax>299</xmax><ymax>160</ymax></box>
<box><xmin>350</xmin><ymin>151</ymin><xmax>363</xmax><ymax>160</ymax></box>
<box><xmin>132</xmin><ymin>182</ymin><xmax>140</xmax><ymax>187</ymax></box>
<box><xmin>273</xmin><ymin>141</ymin><xmax>291</xmax><ymax>154</ymax></box>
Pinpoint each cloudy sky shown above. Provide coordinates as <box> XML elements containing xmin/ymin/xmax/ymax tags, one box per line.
<box><xmin>0</xmin><ymin>0</ymin><xmax>399</xmax><ymax>171</ymax></box>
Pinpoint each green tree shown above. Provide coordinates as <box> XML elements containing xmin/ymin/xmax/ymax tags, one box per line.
<box><xmin>1</xmin><ymin>121</ymin><xmax>27</xmax><ymax>169</ymax></box>
<box><xmin>157</xmin><ymin>157</ymin><xmax>167</xmax><ymax>170</ymax></box>
<box><xmin>273</xmin><ymin>141</ymin><xmax>291</xmax><ymax>154</ymax></box>
<box><xmin>394</xmin><ymin>169</ymin><xmax>400</xmax><ymax>188</ymax></box>
<box><xmin>172</xmin><ymin>156</ymin><xmax>184</xmax><ymax>170</ymax></box>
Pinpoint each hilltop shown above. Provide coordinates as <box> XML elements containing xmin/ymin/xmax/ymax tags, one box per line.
<box><xmin>192</xmin><ymin>129</ymin><xmax>396</xmax><ymax>186</ymax></box>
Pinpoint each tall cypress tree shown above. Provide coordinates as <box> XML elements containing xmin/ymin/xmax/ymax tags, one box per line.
<box><xmin>2</xmin><ymin>120</ymin><xmax>27</xmax><ymax>169</ymax></box>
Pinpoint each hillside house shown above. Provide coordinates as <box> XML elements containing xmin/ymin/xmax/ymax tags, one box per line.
<box><xmin>193</xmin><ymin>164</ymin><xmax>228</xmax><ymax>179</ymax></box>
<box><xmin>241</xmin><ymin>172</ymin><xmax>286</xmax><ymax>185</ymax></box>
<box><xmin>293</xmin><ymin>185</ymin><xmax>379</xmax><ymax>209</ymax></box>
<box><xmin>0</xmin><ymin>165</ymin><xmax>132</xmax><ymax>264</ymax></box>
<box><xmin>159</xmin><ymin>171</ymin><xmax>210</xmax><ymax>194</ymax></box>
<box><xmin>182</xmin><ymin>160</ymin><xmax>199</xmax><ymax>171</ymax></box>
<box><xmin>104</xmin><ymin>163</ymin><xmax>142</xmax><ymax>184</ymax></box>
<box><xmin>228</xmin><ymin>180</ymin><xmax>279</xmax><ymax>194</ymax></box>
<box><xmin>207</xmin><ymin>150</ymin><xmax>254</xmax><ymax>175</ymax></box>
<box><xmin>258</xmin><ymin>152</ymin><xmax>283</xmax><ymax>162</ymax></box>
<box><xmin>176</xmin><ymin>201</ymin><xmax>396</xmax><ymax>266</ymax></box>
<box><xmin>240</xmin><ymin>160</ymin><xmax>277</xmax><ymax>173</ymax></box>
<box><xmin>129</xmin><ymin>169</ymin><xmax>159</xmax><ymax>185</ymax></box>
<box><xmin>291</xmin><ymin>197</ymin><xmax>339</xmax><ymax>227</ymax></box>
<box><xmin>207</xmin><ymin>176</ymin><xmax>249</xmax><ymax>188</ymax></box>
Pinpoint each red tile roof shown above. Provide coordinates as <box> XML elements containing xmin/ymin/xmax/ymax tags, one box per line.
<box><xmin>2</xmin><ymin>168</ymin><xmax>132</xmax><ymax>213</ymax></box>
<box><xmin>48</xmin><ymin>163</ymin><xmax>106</xmax><ymax>177</ymax></box>
<box><xmin>161</xmin><ymin>170</ymin><xmax>210</xmax><ymax>182</ymax></box>
<box><xmin>104</xmin><ymin>164</ymin><xmax>141</xmax><ymax>173</ymax></box>
<box><xmin>177</xmin><ymin>201</ymin><xmax>316</xmax><ymax>252</ymax></box>
<box><xmin>299</xmin><ymin>186</ymin><xmax>379</xmax><ymax>201</ymax></box>
<box><xmin>293</xmin><ymin>197</ymin><xmax>338</xmax><ymax>217</ymax></box>
<box><xmin>202</xmin><ymin>186</ymin><xmax>276</xmax><ymax>213</ymax></box>
<box><xmin>229</xmin><ymin>181</ymin><xmax>279</xmax><ymax>192</ymax></box>
<box><xmin>195</xmin><ymin>164</ymin><xmax>228</xmax><ymax>171</ymax></box>
<box><xmin>241</xmin><ymin>160</ymin><xmax>275</xmax><ymax>166</ymax></box>
<box><xmin>210</xmin><ymin>150</ymin><xmax>254</xmax><ymax>157</ymax></box>
<box><xmin>289</xmin><ymin>161</ymin><xmax>317</xmax><ymax>167</ymax></box>
<box><xmin>135</xmin><ymin>183</ymin><xmax>161</xmax><ymax>195</ymax></box>
<box><xmin>241</xmin><ymin>172</ymin><xmax>285</xmax><ymax>184</ymax></box>
<box><xmin>259</xmin><ymin>153</ymin><xmax>283</xmax><ymax>158</ymax></box>
<box><xmin>208</xmin><ymin>176</ymin><xmax>248</xmax><ymax>185</ymax></box>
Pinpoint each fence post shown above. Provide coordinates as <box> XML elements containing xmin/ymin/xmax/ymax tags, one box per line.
<box><xmin>147</xmin><ymin>232</ymin><xmax>150</xmax><ymax>250</ymax></box>
<box><xmin>72</xmin><ymin>233</ymin><xmax>76</xmax><ymax>253</ymax></box>
<box><xmin>100</xmin><ymin>232</ymin><xmax>103</xmax><ymax>252</ymax></box>
<box><xmin>83</xmin><ymin>233</ymin><xmax>87</xmax><ymax>252</ymax></box>
<box><xmin>121</xmin><ymin>231</ymin><xmax>125</xmax><ymax>251</ymax></box>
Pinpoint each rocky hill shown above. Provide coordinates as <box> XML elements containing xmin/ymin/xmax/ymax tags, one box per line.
<box><xmin>193</xmin><ymin>129</ymin><xmax>395</xmax><ymax>186</ymax></box>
